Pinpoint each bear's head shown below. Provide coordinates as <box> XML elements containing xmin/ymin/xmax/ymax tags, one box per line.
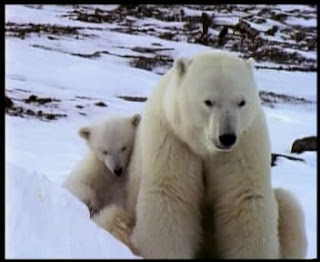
<box><xmin>164</xmin><ymin>51</ymin><xmax>261</xmax><ymax>155</ymax></box>
<box><xmin>78</xmin><ymin>114</ymin><xmax>141</xmax><ymax>176</ymax></box>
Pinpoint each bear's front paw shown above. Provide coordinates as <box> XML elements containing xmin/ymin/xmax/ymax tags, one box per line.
<box><xmin>84</xmin><ymin>197</ymin><xmax>101</xmax><ymax>217</ymax></box>
<box><xmin>88</xmin><ymin>205</ymin><xmax>99</xmax><ymax>217</ymax></box>
<box><xmin>111</xmin><ymin>217</ymin><xmax>140</xmax><ymax>255</ymax></box>
<box><xmin>110</xmin><ymin>216</ymin><xmax>133</xmax><ymax>245</ymax></box>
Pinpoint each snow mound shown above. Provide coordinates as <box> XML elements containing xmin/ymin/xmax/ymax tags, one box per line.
<box><xmin>5</xmin><ymin>161</ymin><xmax>140</xmax><ymax>259</ymax></box>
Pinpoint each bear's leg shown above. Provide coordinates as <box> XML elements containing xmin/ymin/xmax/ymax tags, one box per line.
<box><xmin>79</xmin><ymin>185</ymin><xmax>102</xmax><ymax>217</ymax></box>
<box><xmin>92</xmin><ymin>204</ymin><xmax>139</xmax><ymax>255</ymax></box>
<box><xmin>214</xmin><ymin>196</ymin><xmax>280</xmax><ymax>258</ymax></box>
<box><xmin>131</xmin><ymin>184</ymin><xmax>203</xmax><ymax>258</ymax></box>
<box><xmin>274</xmin><ymin>188</ymin><xmax>307</xmax><ymax>258</ymax></box>
<box><xmin>203</xmin><ymin>159</ymin><xmax>280</xmax><ymax>258</ymax></box>
<box><xmin>130</xmin><ymin>126</ymin><xmax>204</xmax><ymax>258</ymax></box>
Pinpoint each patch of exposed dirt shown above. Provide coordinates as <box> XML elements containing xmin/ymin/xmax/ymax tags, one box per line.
<box><xmin>5</xmin><ymin>22</ymin><xmax>91</xmax><ymax>39</ymax></box>
<box><xmin>6</xmin><ymin>104</ymin><xmax>67</xmax><ymax>121</ymax></box>
<box><xmin>94</xmin><ymin>101</ymin><xmax>108</xmax><ymax>107</ymax></box>
<box><xmin>75</xmin><ymin>95</ymin><xmax>95</xmax><ymax>100</ymax></box>
<box><xmin>23</xmin><ymin>94</ymin><xmax>61</xmax><ymax>105</ymax></box>
<box><xmin>71</xmin><ymin>51</ymin><xmax>102</xmax><ymax>59</ymax></box>
<box><xmin>131</xmin><ymin>46</ymin><xmax>175</xmax><ymax>53</ymax></box>
<box><xmin>6</xmin><ymin>5</ymin><xmax>316</xmax><ymax>72</ymax></box>
<box><xmin>129</xmin><ymin>55</ymin><xmax>173</xmax><ymax>73</ymax></box>
<box><xmin>70</xmin><ymin>48</ymin><xmax>174</xmax><ymax>73</ymax></box>
<box><xmin>59</xmin><ymin>4</ymin><xmax>316</xmax><ymax>72</ymax></box>
<box><xmin>259</xmin><ymin>91</ymin><xmax>314</xmax><ymax>107</ymax></box>
<box><xmin>5</xmin><ymin>94</ymin><xmax>67</xmax><ymax>121</ymax></box>
<box><xmin>117</xmin><ymin>96</ymin><xmax>148</xmax><ymax>102</ymax></box>
<box><xmin>271</xmin><ymin>153</ymin><xmax>305</xmax><ymax>167</ymax></box>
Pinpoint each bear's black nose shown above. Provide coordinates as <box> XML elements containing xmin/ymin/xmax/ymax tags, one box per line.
<box><xmin>114</xmin><ymin>167</ymin><xmax>123</xmax><ymax>176</ymax></box>
<box><xmin>219</xmin><ymin>134</ymin><xmax>237</xmax><ymax>147</ymax></box>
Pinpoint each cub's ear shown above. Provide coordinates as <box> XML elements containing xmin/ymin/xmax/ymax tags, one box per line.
<box><xmin>78</xmin><ymin>126</ymin><xmax>90</xmax><ymax>140</ymax></box>
<box><xmin>131</xmin><ymin>114</ymin><xmax>141</xmax><ymax>127</ymax></box>
<box><xmin>174</xmin><ymin>57</ymin><xmax>192</xmax><ymax>77</ymax></box>
<box><xmin>245</xmin><ymin>57</ymin><xmax>255</xmax><ymax>70</ymax></box>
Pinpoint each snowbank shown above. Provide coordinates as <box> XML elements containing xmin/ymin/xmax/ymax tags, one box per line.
<box><xmin>5</xmin><ymin>161</ymin><xmax>140</xmax><ymax>259</ymax></box>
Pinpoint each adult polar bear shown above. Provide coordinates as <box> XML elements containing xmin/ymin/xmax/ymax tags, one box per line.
<box><xmin>126</xmin><ymin>51</ymin><xmax>307</xmax><ymax>258</ymax></box>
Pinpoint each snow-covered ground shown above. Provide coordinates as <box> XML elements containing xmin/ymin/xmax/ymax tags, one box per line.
<box><xmin>5</xmin><ymin>162</ymin><xmax>139</xmax><ymax>259</ymax></box>
<box><xmin>5</xmin><ymin>5</ymin><xmax>317</xmax><ymax>259</ymax></box>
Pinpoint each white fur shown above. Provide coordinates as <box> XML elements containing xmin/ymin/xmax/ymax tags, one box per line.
<box><xmin>274</xmin><ymin>188</ymin><xmax>307</xmax><ymax>258</ymax></box>
<box><xmin>195</xmin><ymin>52</ymin><xmax>306</xmax><ymax>258</ymax></box>
<box><xmin>63</xmin><ymin>152</ymin><xmax>127</xmax><ymax>213</ymax></box>
<box><xmin>127</xmin><ymin>61</ymin><xmax>204</xmax><ymax>258</ymax></box>
<box><xmin>127</xmin><ymin>51</ymin><xmax>306</xmax><ymax>258</ymax></box>
<box><xmin>202</xmin><ymin>108</ymin><xmax>280</xmax><ymax>258</ymax></box>
<box><xmin>92</xmin><ymin>204</ymin><xmax>139</xmax><ymax>254</ymax></box>
<box><xmin>63</xmin><ymin>114</ymin><xmax>140</xmax><ymax>215</ymax></box>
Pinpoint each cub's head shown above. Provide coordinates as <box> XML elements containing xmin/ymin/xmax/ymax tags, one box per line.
<box><xmin>168</xmin><ymin>51</ymin><xmax>260</xmax><ymax>155</ymax></box>
<box><xmin>79</xmin><ymin>114</ymin><xmax>141</xmax><ymax>176</ymax></box>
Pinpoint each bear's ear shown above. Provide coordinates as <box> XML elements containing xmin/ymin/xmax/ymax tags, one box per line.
<box><xmin>174</xmin><ymin>57</ymin><xmax>192</xmax><ymax>77</ymax></box>
<box><xmin>131</xmin><ymin>114</ymin><xmax>141</xmax><ymax>127</ymax></box>
<box><xmin>245</xmin><ymin>57</ymin><xmax>255</xmax><ymax>70</ymax></box>
<box><xmin>78</xmin><ymin>126</ymin><xmax>90</xmax><ymax>140</ymax></box>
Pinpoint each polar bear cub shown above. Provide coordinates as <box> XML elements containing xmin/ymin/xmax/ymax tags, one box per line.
<box><xmin>63</xmin><ymin>113</ymin><xmax>140</xmax><ymax>249</ymax></box>
<box><xmin>63</xmin><ymin>113</ymin><xmax>140</xmax><ymax>214</ymax></box>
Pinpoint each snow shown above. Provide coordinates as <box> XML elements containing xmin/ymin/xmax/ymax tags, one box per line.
<box><xmin>5</xmin><ymin>4</ymin><xmax>317</xmax><ymax>259</ymax></box>
<box><xmin>285</xmin><ymin>16</ymin><xmax>317</xmax><ymax>28</ymax></box>
<box><xmin>134</xmin><ymin>17</ymin><xmax>184</xmax><ymax>28</ymax></box>
<box><xmin>80</xmin><ymin>4</ymin><xmax>119</xmax><ymax>11</ymax></box>
<box><xmin>214</xmin><ymin>15</ymin><xmax>240</xmax><ymax>26</ymax></box>
<box><xmin>181</xmin><ymin>7</ymin><xmax>205</xmax><ymax>17</ymax></box>
<box><xmin>260</xmin><ymin>32</ymin><xmax>297</xmax><ymax>45</ymax></box>
<box><xmin>5</xmin><ymin>38</ymin><xmax>158</xmax><ymax>99</ymax></box>
<box><xmin>265</xmin><ymin>105</ymin><xmax>316</xmax><ymax>153</ymax></box>
<box><xmin>283</xmin><ymin>47</ymin><xmax>317</xmax><ymax>60</ymax></box>
<box><xmin>275</xmin><ymin>4</ymin><xmax>315</xmax><ymax>12</ymax></box>
<box><xmin>5</xmin><ymin>162</ymin><xmax>138</xmax><ymax>259</ymax></box>
<box><xmin>255</xmin><ymin>69</ymin><xmax>317</xmax><ymax>102</ymax></box>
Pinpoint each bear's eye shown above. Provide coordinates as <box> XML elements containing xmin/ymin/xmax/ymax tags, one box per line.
<box><xmin>204</xmin><ymin>100</ymin><xmax>214</xmax><ymax>107</ymax></box>
<box><xmin>238</xmin><ymin>100</ymin><xmax>246</xmax><ymax>107</ymax></box>
<box><xmin>103</xmin><ymin>150</ymin><xmax>109</xmax><ymax>155</ymax></box>
<box><xmin>121</xmin><ymin>146</ymin><xmax>127</xmax><ymax>152</ymax></box>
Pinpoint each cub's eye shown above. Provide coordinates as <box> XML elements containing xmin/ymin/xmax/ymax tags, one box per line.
<box><xmin>121</xmin><ymin>146</ymin><xmax>127</xmax><ymax>152</ymax></box>
<box><xmin>238</xmin><ymin>100</ymin><xmax>246</xmax><ymax>107</ymax></box>
<box><xmin>204</xmin><ymin>100</ymin><xmax>214</xmax><ymax>107</ymax></box>
<box><xmin>103</xmin><ymin>150</ymin><xmax>109</xmax><ymax>155</ymax></box>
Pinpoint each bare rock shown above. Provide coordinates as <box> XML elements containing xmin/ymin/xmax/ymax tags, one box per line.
<box><xmin>291</xmin><ymin>136</ymin><xmax>317</xmax><ymax>154</ymax></box>
<box><xmin>5</xmin><ymin>96</ymin><xmax>13</xmax><ymax>109</ymax></box>
<box><xmin>94</xmin><ymin>101</ymin><xmax>107</xmax><ymax>107</ymax></box>
<box><xmin>271</xmin><ymin>153</ymin><xmax>305</xmax><ymax>167</ymax></box>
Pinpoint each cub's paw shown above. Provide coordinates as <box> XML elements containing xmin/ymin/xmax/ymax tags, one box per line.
<box><xmin>82</xmin><ymin>196</ymin><xmax>101</xmax><ymax>217</ymax></box>
<box><xmin>92</xmin><ymin>205</ymin><xmax>139</xmax><ymax>255</ymax></box>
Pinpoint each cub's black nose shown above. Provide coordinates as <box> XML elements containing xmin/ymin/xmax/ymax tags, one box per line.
<box><xmin>219</xmin><ymin>134</ymin><xmax>236</xmax><ymax>147</ymax></box>
<box><xmin>114</xmin><ymin>167</ymin><xmax>123</xmax><ymax>176</ymax></box>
